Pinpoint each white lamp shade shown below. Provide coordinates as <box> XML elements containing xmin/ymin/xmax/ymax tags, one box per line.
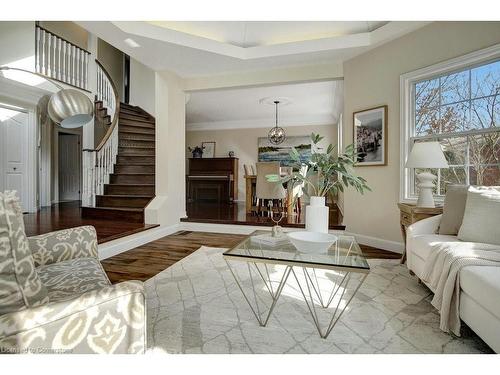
<box><xmin>406</xmin><ymin>141</ymin><xmax>449</xmax><ymax>169</ymax></box>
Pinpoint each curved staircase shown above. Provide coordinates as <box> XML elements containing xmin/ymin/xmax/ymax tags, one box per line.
<box><xmin>82</xmin><ymin>103</ymin><xmax>155</xmax><ymax>223</ymax></box>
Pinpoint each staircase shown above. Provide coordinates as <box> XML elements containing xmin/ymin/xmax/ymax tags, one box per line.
<box><xmin>82</xmin><ymin>103</ymin><xmax>155</xmax><ymax>223</ymax></box>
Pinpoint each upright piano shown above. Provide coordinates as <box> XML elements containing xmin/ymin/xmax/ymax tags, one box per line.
<box><xmin>187</xmin><ymin>157</ymin><xmax>238</xmax><ymax>203</ymax></box>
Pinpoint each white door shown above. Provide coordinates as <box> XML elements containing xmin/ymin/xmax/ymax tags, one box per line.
<box><xmin>0</xmin><ymin>107</ymin><xmax>30</xmax><ymax>211</ymax></box>
<box><xmin>58</xmin><ymin>133</ymin><xmax>81</xmax><ymax>201</ymax></box>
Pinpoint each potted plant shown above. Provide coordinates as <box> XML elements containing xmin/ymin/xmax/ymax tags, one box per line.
<box><xmin>266</xmin><ymin>133</ymin><xmax>370</xmax><ymax>233</ymax></box>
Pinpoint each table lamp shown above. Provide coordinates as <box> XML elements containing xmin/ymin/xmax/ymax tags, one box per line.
<box><xmin>405</xmin><ymin>141</ymin><xmax>449</xmax><ymax>208</ymax></box>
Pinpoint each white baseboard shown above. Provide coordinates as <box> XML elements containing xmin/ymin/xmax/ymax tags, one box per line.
<box><xmin>98</xmin><ymin>224</ymin><xmax>181</xmax><ymax>260</ymax></box>
<box><xmin>97</xmin><ymin>221</ymin><xmax>403</xmax><ymax>260</ymax></box>
<box><xmin>345</xmin><ymin>232</ymin><xmax>404</xmax><ymax>254</ymax></box>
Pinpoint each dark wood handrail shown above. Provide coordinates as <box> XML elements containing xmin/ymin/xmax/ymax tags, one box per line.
<box><xmin>92</xmin><ymin>59</ymin><xmax>120</xmax><ymax>152</ymax></box>
<box><xmin>35</xmin><ymin>24</ymin><xmax>91</xmax><ymax>55</ymax></box>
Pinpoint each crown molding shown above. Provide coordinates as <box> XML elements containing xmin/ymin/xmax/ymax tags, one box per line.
<box><xmin>186</xmin><ymin>113</ymin><xmax>336</xmax><ymax>132</ymax></box>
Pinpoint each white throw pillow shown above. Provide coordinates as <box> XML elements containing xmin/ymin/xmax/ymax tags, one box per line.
<box><xmin>457</xmin><ymin>187</ymin><xmax>500</xmax><ymax>245</ymax></box>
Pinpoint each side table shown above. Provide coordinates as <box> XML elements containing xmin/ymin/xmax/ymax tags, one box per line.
<box><xmin>397</xmin><ymin>203</ymin><xmax>443</xmax><ymax>264</ymax></box>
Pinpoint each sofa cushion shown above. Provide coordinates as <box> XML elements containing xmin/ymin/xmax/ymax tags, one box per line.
<box><xmin>0</xmin><ymin>191</ymin><xmax>49</xmax><ymax>315</ymax></box>
<box><xmin>37</xmin><ymin>257</ymin><xmax>111</xmax><ymax>303</ymax></box>
<box><xmin>458</xmin><ymin>187</ymin><xmax>500</xmax><ymax>245</ymax></box>
<box><xmin>410</xmin><ymin>234</ymin><xmax>461</xmax><ymax>262</ymax></box>
<box><xmin>460</xmin><ymin>266</ymin><xmax>500</xmax><ymax>321</ymax></box>
<box><xmin>439</xmin><ymin>185</ymin><xmax>468</xmax><ymax>235</ymax></box>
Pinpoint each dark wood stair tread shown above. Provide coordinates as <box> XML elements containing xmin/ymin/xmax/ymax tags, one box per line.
<box><xmin>107</xmin><ymin>183</ymin><xmax>155</xmax><ymax>186</ymax></box>
<box><xmin>119</xmin><ymin>114</ymin><xmax>154</xmax><ymax>123</ymax></box>
<box><xmin>99</xmin><ymin>224</ymin><xmax>160</xmax><ymax>244</ymax></box>
<box><xmin>90</xmin><ymin>206</ymin><xmax>144</xmax><ymax>212</ymax></box>
<box><xmin>97</xmin><ymin>194</ymin><xmax>154</xmax><ymax>198</ymax></box>
<box><xmin>119</xmin><ymin>136</ymin><xmax>155</xmax><ymax>142</ymax></box>
<box><xmin>112</xmin><ymin>173</ymin><xmax>155</xmax><ymax>175</ymax></box>
<box><xmin>119</xmin><ymin>145</ymin><xmax>155</xmax><ymax>149</ymax></box>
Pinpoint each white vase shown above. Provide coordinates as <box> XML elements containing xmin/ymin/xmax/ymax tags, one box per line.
<box><xmin>305</xmin><ymin>196</ymin><xmax>329</xmax><ymax>233</ymax></box>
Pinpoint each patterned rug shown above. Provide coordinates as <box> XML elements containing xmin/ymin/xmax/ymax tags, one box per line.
<box><xmin>145</xmin><ymin>246</ymin><xmax>492</xmax><ymax>354</ymax></box>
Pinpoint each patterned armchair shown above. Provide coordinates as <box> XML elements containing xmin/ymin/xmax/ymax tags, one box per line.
<box><xmin>0</xmin><ymin>193</ymin><xmax>146</xmax><ymax>354</ymax></box>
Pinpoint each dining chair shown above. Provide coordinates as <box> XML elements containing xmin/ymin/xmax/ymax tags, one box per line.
<box><xmin>243</xmin><ymin>164</ymin><xmax>252</xmax><ymax>176</ymax></box>
<box><xmin>255</xmin><ymin>162</ymin><xmax>286</xmax><ymax>216</ymax></box>
<box><xmin>280</xmin><ymin>166</ymin><xmax>293</xmax><ymax>176</ymax></box>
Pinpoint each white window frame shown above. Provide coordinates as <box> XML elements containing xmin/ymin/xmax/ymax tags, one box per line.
<box><xmin>399</xmin><ymin>43</ymin><xmax>500</xmax><ymax>203</ymax></box>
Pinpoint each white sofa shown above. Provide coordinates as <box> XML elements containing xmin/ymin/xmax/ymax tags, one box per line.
<box><xmin>406</xmin><ymin>214</ymin><xmax>500</xmax><ymax>353</ymax></box>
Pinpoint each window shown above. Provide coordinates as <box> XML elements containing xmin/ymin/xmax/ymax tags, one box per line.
<box><xmin>400</xmin><ymin>45</ymin><xmax>500</xmax><ymax>202</ymax></box>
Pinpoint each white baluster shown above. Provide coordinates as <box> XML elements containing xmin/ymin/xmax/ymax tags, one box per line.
<box><xmin>83</xmin><ymin>53</ymin><xmax>88</xmax><ymax>89</ymax></box>
<box><xmin>51</xmin><ymin>34</ymin><xmax>57</xmax><ymax>78</ymax></box>
<box><xmin>40</xmin><ymin>29</ymin><xmax>46</xmax><ymax>75</ymax></box>
<box><xmin>35</xmin><ymin>27</ymin><xmax>40</xmax><ymax>73</ymax></box>
<box><xmin>67</xmin><ymin>42</ymin><xmax>71</xmax><ymax>84</ymax></box>
<box><xmin>56</xmin><ymin>38</ymin><xmax>61</xmax><ymax>80</ymax></box>
<box><xmin>61</xmin><ymin>41</ymin><xmax>66</xmax><ymax>82</ymax></box>
<box><xmin>74</xmin><ymin>46</ymin><xmax>79</xmax><ymax>87</ymax></box>
<box><xmin>79</xmin><ymin>49</ymin><xmax>83</xmax><ymax>88</ymax></box>
<box><xmin>46</xmin><ymin>32</ymin><xmax>52</xmax><ymax>77</ymax></box>
<box><xmin>72</xmin><ymin>45</ymin><xmax>76</xmax><ymax>86</ymax></box>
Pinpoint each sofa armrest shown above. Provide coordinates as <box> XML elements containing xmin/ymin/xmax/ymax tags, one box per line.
<box><xmin>28</xmin><ymin>226</ymin><xmax>98</xmax><ymax>267</ymax></box>
<box><xmin>407</xmin><ymin>214</ymin><xmax>442</xmax><ymax>239</ymax></box>
<box><xmin>0</xmin><ymin>281</ymin><xmax>145</xmax><ymax>354</ymax></box>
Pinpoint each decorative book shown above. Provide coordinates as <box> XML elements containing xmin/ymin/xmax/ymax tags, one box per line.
<box><xmin>250</xmin><ymin>233</ymin><xmax>289</xmax><ymax>247</ymax></box>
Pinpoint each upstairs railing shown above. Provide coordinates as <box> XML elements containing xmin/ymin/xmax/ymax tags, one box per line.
<box><xmin>35</xmin><ymin>25</ymin><xmax>90</xmax><ymax>90</ymax></box>
<box><xmin>96</xmin><ymin>60</ymin><xmax>117</xmax><ymax>120</ymax></box>
<box><xmin>82</xmin><ymin>60</ymin><xmax>120</xmax><ymax>207</ymax></box>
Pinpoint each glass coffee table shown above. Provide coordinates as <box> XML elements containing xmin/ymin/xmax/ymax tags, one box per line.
<box><xmin>223</xmin><ymin>230</ymin><xmax>370</xmax><ymax>339</ymax></box>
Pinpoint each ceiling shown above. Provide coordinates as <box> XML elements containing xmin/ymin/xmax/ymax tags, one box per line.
<box><xmin>186</xmin><ymin>80</ymin><xmax>343</xmax><ymax>131</ymax></box>
<box><xmin>148</xmin><ymin>21</ymin><xmax>388</xmax><ymax>48</ymax></box>
<box><xmin>76</xmin><ymin>21</ymin><xmax>429</xmax><ymax>77</ymax></box>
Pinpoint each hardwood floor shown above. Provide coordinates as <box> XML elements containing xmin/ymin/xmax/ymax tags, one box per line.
<box><xmin>101</xmin><ymin>230</ymin><xmax>400</xmax><ymax>284</ymax></box>
<box><xmin>23</xmin><ymin>201</ymin><xmax>159</xmax><ymax>244</ymax></box>
<box><xmin>102</xmin><ymin>231</ymin><xmax>247</xmax><ymax>283</ymax></box>
<box><xmin>182</xmin><ymin>201</ymin><xmax>345</xmax><ymax>230</ymax></box>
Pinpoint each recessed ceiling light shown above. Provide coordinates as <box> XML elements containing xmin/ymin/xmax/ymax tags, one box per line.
<box><xmin>124</xmin><ymin>38</ymin><xmax>140</xmax><ymax>48</ymax></box>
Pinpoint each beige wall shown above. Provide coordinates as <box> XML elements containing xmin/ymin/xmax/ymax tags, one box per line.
<box><xmin>38</xmin><ymin>21</ymin><xmax>88</xmax><ymax>51</ymax></box>
<box><xmin>186</xmin><ymin>124</ymin><xmax>337</xmax><ymax>201</ymax></box>
<box><xmin>129</xmin><ymin>58</ymin><xmax>156</xmax><ymax>116</ymax></box>
<box><xmin>97</xmin><ymin>38</ymin><xmax>124</xmax><ymax>99</ymax></box>
<box><xmin>184</xmin><ymin>62</ymin><xmax>343</xmax><ymax>92</ymax></box>
<box><xmin>145</xmin><ymin>70</ymin><xmax>186</xmax><ymax>226</ymax></box>
<box><xmin>343</xmin><ymin>21</ymin><xmax>500</xmax><ymax>248</ymax></box>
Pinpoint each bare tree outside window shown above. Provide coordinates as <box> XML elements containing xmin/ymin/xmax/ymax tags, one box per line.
<box><xmin>412</xmin><ymin>59</ymin><xmax>500</xmax><ymax>195</ymax></box>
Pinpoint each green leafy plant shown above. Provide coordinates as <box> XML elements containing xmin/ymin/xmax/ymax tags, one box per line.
<box><xmin>266</xmin><ymin>133</ymin><xmax>371</xmax><ymax>198</ymax></box>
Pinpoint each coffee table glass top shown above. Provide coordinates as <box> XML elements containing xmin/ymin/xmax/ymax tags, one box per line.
<box><xmin>223</xmin><ymin>230</ymin><xmax>370</xmax><ymax>272</ymax></box>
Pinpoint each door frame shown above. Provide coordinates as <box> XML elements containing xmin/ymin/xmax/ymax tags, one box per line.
<box><xmin>53</xmin><ymin>128</ymin><xmax>82</xmax><ymax>203</ymax></box>
<box><xmin>0</xmin><ymin>102</ymin><xmax>37</xmax><ymax>213</ymax></box>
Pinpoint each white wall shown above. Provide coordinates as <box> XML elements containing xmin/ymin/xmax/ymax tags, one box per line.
<box><xmin>129</xmin><ymin>58</ymin><xmax>156</xmax><ymax>116</ymax></box>
<box><xmin>186</xmin><ymin>124</ymin><xmax>337</xmax><ymax>201</ymax></box>
<box><xmin>343</xmin><ymin>21</ymin><xmax>500</xmax><ymax>247</ymax></box>
<box><xmin>0</xmin><ymin>21</ymin><xmax>35</xmax><ymax>71</ymax></box>
<box><xmin>145</xmin><ymin>70</ymin><xmax>186</xmax><ymax>225</ymax></box>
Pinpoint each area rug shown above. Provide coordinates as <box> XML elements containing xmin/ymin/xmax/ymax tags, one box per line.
<box><xmin>145</xmin><ymin>246</ymin><xmax>492</xmax><ymax>354</ymax></box>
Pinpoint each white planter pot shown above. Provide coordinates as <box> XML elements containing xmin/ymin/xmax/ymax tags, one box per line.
<box><xmin>305</xmin><ymin>196</ymin><xmax>329</xmax><ymax>233</ymax></box>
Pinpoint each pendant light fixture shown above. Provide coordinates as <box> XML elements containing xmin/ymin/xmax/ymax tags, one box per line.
<box><xmin>268</xmin><ymin>100</ymin><xmax>286</xmax><ymax>145</ymax></box>
<box><xmin>0</xmin><ymin>66</ymin><xmax>94</xmax><ymax>128</ymax></box>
